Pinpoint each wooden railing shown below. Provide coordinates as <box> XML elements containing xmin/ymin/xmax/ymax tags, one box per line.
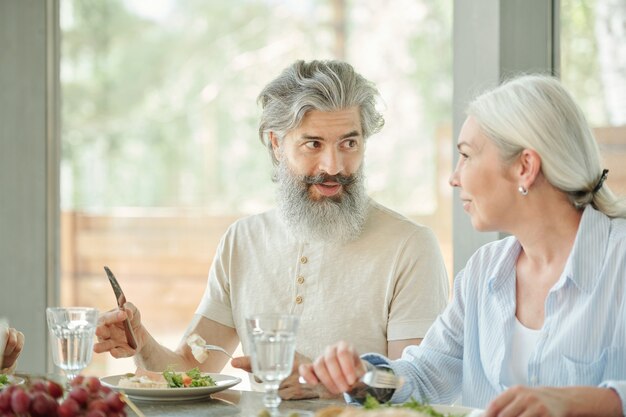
<box><xmin>61</xmin><ymin>211</ymin><xmax>240</xmax><ymax>332</ymax></box>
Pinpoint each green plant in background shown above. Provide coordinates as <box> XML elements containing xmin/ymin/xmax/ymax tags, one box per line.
<box><xmin>60</xmin><ymin>0</ymin><xmax>452</xmax><ymax>214</ymax></box>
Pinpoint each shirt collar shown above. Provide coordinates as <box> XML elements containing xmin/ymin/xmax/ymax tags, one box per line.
<box><xmin>487</xmin><ymin>238</ymin><xmax>521</xmax><ymax>292</ymax></box>
<box><xmin>563</xmin><ymin>205</ymin><xmax>611</xmax><ymax>293</ymax></box>
<box><xmin>487</xmin><ymin>205</ymin><xmax>610</xmax><ymax>294</ymax></box>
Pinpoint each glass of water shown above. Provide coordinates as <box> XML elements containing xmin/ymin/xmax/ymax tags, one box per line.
<box><xmin>246</xmin><ymin>314</ymin><xmax>299</xmax><ymax>414</ymax></box>
<box><xmin>46</xmin><ymin>307</ymin><xmax>98</xmax><ymax>384</ymax></box>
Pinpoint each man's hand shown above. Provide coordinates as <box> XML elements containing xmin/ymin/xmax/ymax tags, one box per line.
<box><xmin>484</xmin><ymin>385</ymin><xmax>623</xmax><ymax>417</ymax></box>
<box><xmin>1</xmin><ymin>328</ymin><xmax>25</xmax><ymax>373</ymax></box>
<box><xmin>279</xmin><ymin>352</ymin><xmax>338</xmax><ymax>400</ymax></box>
<box><xmin>93</xmin><ymin>302</ymin><xmax>145</xmax><ymax>358</ymax></box>
<box><xmin>298</xmin><ymin>341</ymin><xmax>366</xmax><ymax>395</ymax></box>
<box><xmin>231</xmin><ymin>352</ymin><xmax>339</xmax><ymax>399</ymax></box>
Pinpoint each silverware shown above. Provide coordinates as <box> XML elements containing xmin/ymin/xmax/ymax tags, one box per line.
<box><xmin>297</xmin><ymin>366</ymin><xmax>404</xmax><ymax>390</ymax></box>
<box><xmin>119</xmin><ymin>391</ymin><xmax>146</xmax><ymax>417</ymax></box>
<box><xmin>104</xmin><ymin>266</ymin><xmax>138</xmax><ymax>350</ymax></box>
<box><xmin>361</xmin><ymin>367</ymin><xmax>404</xmax><ymax>389</ymax></box>
<box><xmin>201</xmin><ymin>344</ymin><xmax>233</xmax><ymax>358</ymax></box>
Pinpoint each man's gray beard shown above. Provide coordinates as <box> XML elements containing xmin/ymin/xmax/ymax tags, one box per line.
<box><xmin>275</xmin><ymin>160</ymin><xmax>370</xmax><ymax>245</ymax></box>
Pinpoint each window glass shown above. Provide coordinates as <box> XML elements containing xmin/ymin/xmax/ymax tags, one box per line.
<box><xmin>560</xmin><ymin>0</ymin><xmax>626</xmax><ymax>194</ymax></box>
<box><xmin>60</xmin><ymin>0</ymin><xmax>452</xmax><ymax>381</ymax></box>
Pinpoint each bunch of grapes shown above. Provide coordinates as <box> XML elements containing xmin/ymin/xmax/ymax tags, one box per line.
<box><xmin>0</xmin><ymin>375</ymin><xmax>127</xmax><ymax>417</ymax></box>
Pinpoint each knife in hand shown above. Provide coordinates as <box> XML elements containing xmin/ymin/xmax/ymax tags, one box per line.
<box><xmin>104</xmin><ymin>266</ymin><xmax>138</xmax><ymax>350</ymax></box>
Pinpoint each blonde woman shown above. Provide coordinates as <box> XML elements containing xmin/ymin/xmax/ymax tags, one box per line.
<box><xmin>300</xmin><ymin>75</ymin><xmax>626</xmax><ymax>417</ymax></box>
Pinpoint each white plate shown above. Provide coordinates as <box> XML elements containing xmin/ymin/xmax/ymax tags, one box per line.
<box><xmin>0</xmin><ymin>375</ymin><xmax>25</xmax><ymax>389</ymax></box>
<box><xmin>429</xmin><ymin>404</ymin><xmax>483</xmax><ymax>416</ymax></box>
<box><xmin>100</xmin><ymin>373</ymin><xmax>241</xmax><ymax>402</ymax></box>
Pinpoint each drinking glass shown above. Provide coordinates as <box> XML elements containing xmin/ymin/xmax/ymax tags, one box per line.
<box><xmin>246</xmin><ymin>314</ymin><xmax>299</xmax><ymax>414</ymax></box>
<box><xmin>46</xmin><ymin>307</ymin><xmax>98</xmax><ymax>384</ymax></box>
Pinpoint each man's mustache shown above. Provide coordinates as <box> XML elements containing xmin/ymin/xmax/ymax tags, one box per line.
<box><xmin>302</xmin><ymin>172</ymin><xmax>357</xmax><ymax>186</ymax></box>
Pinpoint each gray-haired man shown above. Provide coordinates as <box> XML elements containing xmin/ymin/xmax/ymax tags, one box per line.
<box><xmin>94</xmin><ymin>60</ymin><xmax>449</xmax><ymax>399</ymax></box>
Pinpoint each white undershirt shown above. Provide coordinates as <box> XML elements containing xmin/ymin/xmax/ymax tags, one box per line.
<box><xmin>501</xmin><ymin>317</ymin><xmax>541</xmax><ymax>386</ymax></box>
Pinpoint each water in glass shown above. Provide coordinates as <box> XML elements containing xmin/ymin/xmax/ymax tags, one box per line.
<box><xmin>246</xmin><ymin>314</ymin><xmax>299</xmax><ymax>414</ymax></box>
<box><xmin>250</xmin><ymin>331</ymin><xmax>296</xmax><ymax>383</ymax></box>
<box><xmin>46</xmin><ymin>307</ymin><xmax>98</xmax><ymax>383</ymax></box>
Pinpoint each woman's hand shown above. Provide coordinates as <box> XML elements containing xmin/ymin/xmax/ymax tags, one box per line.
<box><xmin>1</xmin><ymin>327</ymin><xmax>25</xmax><ymax>373</ymax></box>
<box><xmin>484</xmin><ymin>385</ymin><xmax>623</xmax><ymax>417</ymax></box>
<box><xmin>298</xmin><ymin>341</ymin><xmax>367</xmax><ymax>395</ymax></box>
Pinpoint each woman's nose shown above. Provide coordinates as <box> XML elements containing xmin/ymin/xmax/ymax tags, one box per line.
<box><xmin>449</xmin><ymin>162</ymin><xmax>460</xmax><ymax>187</ymax></box>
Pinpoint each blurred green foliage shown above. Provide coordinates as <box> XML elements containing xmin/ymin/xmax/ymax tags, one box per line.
<box><xmin>61</xmin><ymin>0</ymin><xmax>452</xmax><ymax>212</ymax></box>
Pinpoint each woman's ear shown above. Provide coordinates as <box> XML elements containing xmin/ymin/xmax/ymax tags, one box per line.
<box><xmin>269</xmin><ymin>132</ymin><xmax>281</xmax><ymax>161</ymax></box>
<box><xmin>518</xmin><ymin>148</ymin><xmax>542</xmax><ymax>189</ymax></box>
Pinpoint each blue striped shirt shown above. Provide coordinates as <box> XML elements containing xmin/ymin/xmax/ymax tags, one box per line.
<box><xmin>364</xmin><ymin>206</ymin><xmax>626</xmax><ymax>413</ymax></box>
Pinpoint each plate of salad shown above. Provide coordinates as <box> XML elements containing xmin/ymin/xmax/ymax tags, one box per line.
<box><xmin>100</xmin><ymin>367</ymin><xmax>241</xmax><ymax>402</ymax></box>
<box><xmin>0</xmin><ymin>374</ymin><xmax>25</xmax><ymax>389</ymax></box>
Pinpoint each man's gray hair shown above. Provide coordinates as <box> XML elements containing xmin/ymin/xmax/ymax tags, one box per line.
<box><xmin>258</xmin><ymin>60</ymin><xmax>384</xmax><ymax>165</ymax></box>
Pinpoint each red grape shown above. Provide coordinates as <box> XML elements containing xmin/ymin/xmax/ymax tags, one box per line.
<box><xmin>0</xmin><ymin>390</ymin><xmax>11</xmax><ymax>411</ymax></box>
<box><xmin>30</xmin><ymin>391</ymin><xmax>56</xmax><ymax>417</ymax></box>
<box><xmin>87</xmin><ymin>398</ymin><xmax>108</xmax><ymax>413</ymax></box>
<box><xmin>86</xmin><ymin>410</ymin><xmax>106</xmax><ymax>417</ymax></box>
<box><xmin>104</xmin><ymin>392</ymin><xmax>125</xmax><ymax>412</ymax></box>
<box><xmin>47</xmin><ymin>380</ymin><xmax>64</xmax><ymax>399</ymax></box>
<box><xmin>10</xmin><ymin>389</ymin><xmax>31</xmax><ymax>414</ymax></box>
<box><xmin>85</xmin><ymin>377</ymin><xmax>101</xmax><ymax>393</ymax></box>
<box><xmin>69</xmin><ymin>386</ymin><xmax>89</xmax><ymax>406</ymax></box>
<box><xmin>30</xmin><ymin>380</ymin><xmax>47</xmax><ymax>393</ymax></box>
<box><xmin>71</xmin><ymin>375</ymin><xmax>85</xmax><ymax>386</ymax></box>
<box><xmin>58</xmin><ymin>397</ymin><xmax>80</xmax><ymax>417</ymax></box>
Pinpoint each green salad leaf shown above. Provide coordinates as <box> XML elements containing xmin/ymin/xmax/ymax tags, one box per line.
<box><xmin>163</xmin><ymin>367</ymin><xmax>184</xmax><ymax>388</ymax></box>
<box><xmin>362</xmin><ymin>394</ymin><xmax>462</xmax><ymax>417</ymax></box>
<box><xmin>162</xmin><ymin>366</ymin><xmax>216</xmax><ymax>388</ymax></box>
<box><xmin>0</xmin><ymin>374</ymin><xmax>8</xmax><ymax>387</ymax></box>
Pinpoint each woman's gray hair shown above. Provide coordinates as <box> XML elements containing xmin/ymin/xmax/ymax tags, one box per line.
<box><xmin>258</xmin><ymin>60</ymin><xmax>384</xmax><ymax>165</ymax></box>
<box><xmin>468</xmin><ymin>74</ymin><xmax>626</xmax><ymax>218</ymax></box>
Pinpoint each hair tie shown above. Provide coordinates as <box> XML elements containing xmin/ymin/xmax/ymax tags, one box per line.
<box><xmin>592</xmin><ymin>169</ymin><xmax>609</xmax><ymax>194</ymax></box>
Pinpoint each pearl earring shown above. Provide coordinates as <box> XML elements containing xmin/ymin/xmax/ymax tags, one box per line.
<box><xmin>518</xmin><ymin>185</ymin><xmax>528</xmax><ymax>196</ymax></box>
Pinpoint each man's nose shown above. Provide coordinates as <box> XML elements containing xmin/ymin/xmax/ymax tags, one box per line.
<box><xmin>318</xmin><ymin>148</ymin><xmax>343</xmax><ymax>176</ymax></box>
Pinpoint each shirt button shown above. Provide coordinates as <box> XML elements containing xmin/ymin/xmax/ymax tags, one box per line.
<box><xmin>297</xmin><ymin>276</ymin><xmax>305</xmax><ymax>284</ymax></box>
<box><xmin>300</xmin><ymin>256</ymin><xmax>308</xmax><ymax>264</ymax></box>
<box><xmin>295</xmin><ymin>296</ymin><xmax>303</xmax><ymax>304</ymax></box>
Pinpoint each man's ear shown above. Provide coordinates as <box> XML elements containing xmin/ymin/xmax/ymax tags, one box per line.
<box><xmin>517</xmin><ymin>148</ymin><xmax>542</xmax><ymax>190</ymax></box>
<box><xmin>269</xmin><ymin>132</ymin><xmax>281</xmax><ymax>161</ymax></box>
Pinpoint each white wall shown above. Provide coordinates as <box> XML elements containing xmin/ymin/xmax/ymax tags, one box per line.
<box><xmin>452</xmin><ymin>0</ymin><xmax>556</xmax><ymax>275</ymax></box>
<box><xmin>0</xmin><ymin>0</ymin><xmax>59</xmax><ymax>374</ymax></box>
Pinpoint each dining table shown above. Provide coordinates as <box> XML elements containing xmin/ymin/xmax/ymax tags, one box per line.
<box><xmin>124</xmin><ymin>389</ymin><xmax>345</xmax><ymax>417</ymax></box>
<box><xmin>8</xmin><ymin>373</ymin><xmax>345</xmax><ymax>417</ymax></box>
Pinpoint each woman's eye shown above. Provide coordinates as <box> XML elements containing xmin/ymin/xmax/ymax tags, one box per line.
<box><xmin>459</xmin><ymin>152</ymin><xmax>469</xmax><ymax>159</ymax></box>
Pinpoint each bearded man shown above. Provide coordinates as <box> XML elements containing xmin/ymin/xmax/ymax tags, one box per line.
<box><xmin>94</xmin><ymin>60</ymin><xmax>449</xmax><ymax>399</ymax></box>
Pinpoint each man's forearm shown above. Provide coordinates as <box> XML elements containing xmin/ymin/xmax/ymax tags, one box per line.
<box><xmin>133</xmin><ymin>329</ymin><xmax>194</xmax><ymax>372</ymax></box>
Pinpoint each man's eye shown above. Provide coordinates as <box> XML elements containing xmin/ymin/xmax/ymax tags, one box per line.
<box><xmin>459</xmin><ymin>152</ymin><xmax>469</xmax><ymax>159</ymax></box>
<box><xmin>304</xmin><ymin>141</ymin><xmax>320</xmax><ymax>149</ymax></box>
<box><xmin>343</xmin><ymin>139</ymin><xmax>358</xmax><ymax>148</ymax></box>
